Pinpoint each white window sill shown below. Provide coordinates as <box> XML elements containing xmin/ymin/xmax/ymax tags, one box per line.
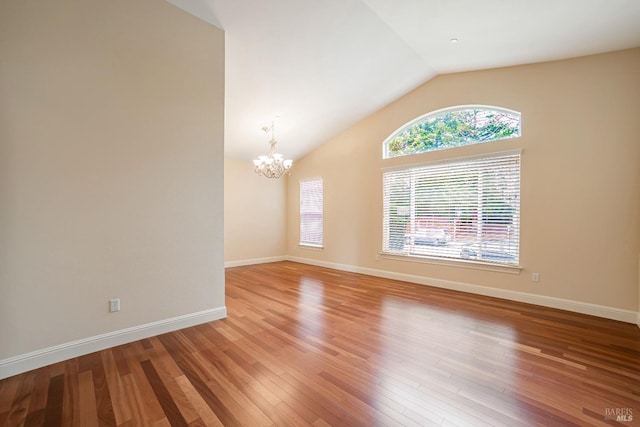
<box><xmin>378</xmin><ymin>252</ymin><xmax>522</xmax><ymax>274</ymax></box>
<box><xmin>299</xmin><ymin>243</ymin><xmax>324</xmax><ymax>250</ymax></box>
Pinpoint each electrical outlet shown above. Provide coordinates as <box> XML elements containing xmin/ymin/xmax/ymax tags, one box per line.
<box><xmin>532</xmin><ymin>273</ymin><xmax>540</xmax><ymax>282</ymax></box>
<box><xmin>109</xmin><ymin>299</ymin><xmax>121</xmax><ymax>313</ymax></box>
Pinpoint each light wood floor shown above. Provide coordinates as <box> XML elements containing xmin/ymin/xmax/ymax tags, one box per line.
<box><xmin>1</xmin><ymin>261</ymin><xmax>639</xmax><ymax>426</ymax></box>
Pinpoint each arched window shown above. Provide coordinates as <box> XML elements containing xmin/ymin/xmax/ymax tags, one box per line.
<box><xmin>383</xmin><ymin>106</ymin><xmax>521</xmax><ymax>158</ymax></box>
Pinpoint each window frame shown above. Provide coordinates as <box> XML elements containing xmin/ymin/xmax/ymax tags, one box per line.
<box><xmin>381</xmin><ymin>150</ymin><xmax>522</xmax><ymax>271</ymax></box>
<box><xmin>383</xmin><ymin>105</ymin><xmax>521</xmax><ymax>159</ymax></box>
<box><xmin>299</xmin><ymin>177</ymin><xmax>324</xmax><ymax>248</ymax></box>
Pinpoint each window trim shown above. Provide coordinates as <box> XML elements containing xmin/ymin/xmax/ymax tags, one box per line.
<box><xmin>382</xmin><ymin>148</ymin><xmax>522</xmax><ymax>173</ymax></box>
<box><xmin>378</xmin><ymin>251</ymin><xmax>522</xmax><ymax>274</ymax></box>
<box><xmin>382</xmin><ymin>149</ymin><xmax>522</xmax><ymax>269</ymax></box>
<box><xmin>383</xmin><ymin>105</ymin><xmax>521</xmax><ymax>159</ymax></box>
<box><xmin>299</xmin><ymin>177</ymin><xmax>324</xmax><ymax>248</ymax></box>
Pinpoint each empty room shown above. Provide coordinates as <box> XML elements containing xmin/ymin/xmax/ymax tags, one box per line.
<box><xmin>1</xmin><ymin>0</ymin><xmax>639</xmax><ymax>426</ymax></box>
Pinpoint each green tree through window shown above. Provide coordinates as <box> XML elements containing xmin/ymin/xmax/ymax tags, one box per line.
<box><xmin>384</xmin><ymin>107</ymin><xmax>520</xmax><ymax>158</ymax></box>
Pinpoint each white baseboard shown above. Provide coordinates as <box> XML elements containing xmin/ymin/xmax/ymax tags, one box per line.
<box><xmin>0</xmin><ymin>306</ymin><xmax>227</xmax><ymax>380</ymax></box>
<box><xmin>287</xmin><ymin>256</ymin><xmax>639</xmax><ymax>325</ymax></box>
<box><xmin>224</xmin><ymin>256</ymin><xmax>286</xmax><ymax>268</ymax></box>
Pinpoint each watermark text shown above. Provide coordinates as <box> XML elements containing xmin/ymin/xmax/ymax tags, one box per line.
<box><xmin>604</xmin><ymin>408</ymin><xmax>633</xmax><ymax>423</ymax></box>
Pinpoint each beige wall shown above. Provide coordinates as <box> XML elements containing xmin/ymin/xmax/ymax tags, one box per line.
<box><xmin>0</xmin><ymin>0</ymin><xmax>225</xmax><ymax>359</ymax></box>
<box><xmin>287</xmin><ymin>49</ymin><xmax>640</xmax><ymax>312</ymax></box>
<box><xmin>224</xmin><ymin>158</ymin><xmax>286</xmax><ymax>263</ymax></box>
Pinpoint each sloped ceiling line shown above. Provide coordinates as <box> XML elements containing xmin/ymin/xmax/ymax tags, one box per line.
<box><xmin>165</xmin><ymin>0</ymin><xmax>640</xmax><ymax>161</ymax></box>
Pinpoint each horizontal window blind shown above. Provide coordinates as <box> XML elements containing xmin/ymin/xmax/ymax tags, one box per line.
<box><xmin>300</xmin><ymin>178</ymin><xmax>323</xmax><ymax>246</ymax></box>
<box><xmin>383</xmin><ymin>152</ymin><xmax>520</xmax><ymax>265</ymax></box>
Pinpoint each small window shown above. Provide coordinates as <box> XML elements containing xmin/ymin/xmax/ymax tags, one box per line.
<box><xmin>383</xmin><ymin>151</ymin><xmax>520</xmax><ymax>266</ymax></box>
<box><xmin>384</xmin><ymin>106</ymin><xmax>521</xmax><ymax>158</ymax></box>
<box><xmin>300</xmin><ymin>178</ymin><xmax>323</xmax><ymax>247</ymax></box>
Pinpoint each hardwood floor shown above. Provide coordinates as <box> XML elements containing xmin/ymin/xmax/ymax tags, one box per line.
<box><xmin>1</xmin><ymin>261</ymin><xmax>639</xmax><ymax>426</ymax></box>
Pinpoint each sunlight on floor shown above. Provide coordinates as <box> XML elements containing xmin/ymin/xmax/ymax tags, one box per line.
<box><xmin>373</xmin><ymin>296</ymin><xmax>526</xmax><ymax>424</ymax></box>
<box><xmin>297</xmin><ymin>278</ymin><xmax>326</xmax><ymax>339</ymax></box>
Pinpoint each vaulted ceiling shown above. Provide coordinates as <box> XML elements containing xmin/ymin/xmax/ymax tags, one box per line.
<box><xmin>167</xmin><ymin>0</ymin><xmax>640</xmax><ymax>161</ymax></box>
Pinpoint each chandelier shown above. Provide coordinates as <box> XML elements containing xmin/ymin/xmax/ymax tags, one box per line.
<box><xmin>253</xmin><ymin>121</ymin><xmax>293</xmax><ymax>178</ymax></box>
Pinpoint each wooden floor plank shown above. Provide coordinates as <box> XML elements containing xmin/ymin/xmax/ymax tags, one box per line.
<box><xmin>1</xmin><ymin>261</ymin><xmax>639</xmax><ymax>426</ymax></box>
<box><xmin>42</xmin><ymin>374</ymin><xmax>64</xmax><ymax>427</ymax></box>
<box><xmin>174</xmin><ymin>375</ymin><xmax>224</xmax><ymax>427</ymax></box>
<box><xmin>23</xmin><ymin>368</ymin><xmax>49</xmax><ymax>427</ymax></box>
<box><xmin>3</xmin><ymin>371</ymin><xmax>36</xmax><ymax>427</ymax></box>
<box><xmin>102</xmin><ymin>349</ymin><xmax>133</xmax><ymax>425</ymax></box>
<box><xmin>140</xmin><ymin>360</ymin><xmax>188</xmax><ymax>427</ymax></box>
<box><xmin>77</xmin><ymin>370</ymin><xmax>99</xmax><ymax>427</ymax></box>
<box><xmin>119</xmin><ymin>373</ymin><xmax>150</xmax><ymax>426</ymax></box>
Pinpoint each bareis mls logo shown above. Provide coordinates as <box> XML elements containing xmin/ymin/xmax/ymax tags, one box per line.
<box><xmin>604</xmin><ymin>407</ymin><xmax>633</xmax><ymax>422</ymax></box>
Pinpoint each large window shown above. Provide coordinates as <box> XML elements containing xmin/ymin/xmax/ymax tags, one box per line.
<box><xmin>300</xmin><ymin>178</ymin><xmax>323</xmax><ymax>247</ymax></box>
<box><xmin>383</xmin><ymin>151</ymin><xmax>520</xmax><ymax>265</ymax></box>
<box><xmin>384</xmin><ymin>106</ymin><xmax>521</xmax><ymax>158</ymax></box>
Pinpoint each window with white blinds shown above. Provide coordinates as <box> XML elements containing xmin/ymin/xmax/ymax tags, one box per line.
<box><xmin>383</xmin><ymin>151</ymin><xmax>520</xmax><ymax>265</ymax></box>
<box><xmin>300</xmin><ymin>178</ymin><xmax>323</xmax><ymax>247</ymax></box>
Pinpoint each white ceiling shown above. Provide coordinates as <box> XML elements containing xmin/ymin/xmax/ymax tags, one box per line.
<box><xmin>167</xmin><ymin>0</ymin><xmax>640</xmax><ymax>161</ymax></box>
